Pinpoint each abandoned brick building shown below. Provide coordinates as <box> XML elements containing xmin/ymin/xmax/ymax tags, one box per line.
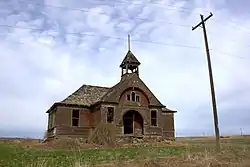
<box><xmin>46</xmin><ymin>48</ymin><xmax>177</xmax><ymax>140</ymax></box>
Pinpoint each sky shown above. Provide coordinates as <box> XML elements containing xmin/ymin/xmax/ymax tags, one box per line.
<box><xmin>0</xmin><ymin>0</ymin><xmax>250</xmax><ymax>139</ymax></box>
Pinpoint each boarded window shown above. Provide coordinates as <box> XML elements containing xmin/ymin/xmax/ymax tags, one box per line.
<box><xmin>136</xmin><ymin>95</ymin><xmax>140</xmax><ymax>102</ymax></box>
<box><xmin>107</xmin><ymin>107</ymin><xmax>114</xmax><ymax>123</ymax></box>
<box><xmin>48</xmin><ymin>113</ymin><xmax>52</xmax><ymax>129</ymax></box>
<box><xmin>72</xmin><ymin>109</ymin><xmax>80</xmax><ymax>126</ymax></box>
<box><xmin>52</xmin><ymin>112</ymin><xmax>55</xmax><ymax>127</ymax></box>
<box><xmin>151</xmin><ymin>110</ymin><xmax>157</xmax><ymax>126</ymax></box>
<box><xmin>127</xmin><ymin>94</ymin><xmax>130</xmax><ymax>101</ymax></box>
<box><xmin>131</xmin><ymin>92</ymin><xmax>135</xmax><ymax>101</ymax></box>
<box><xmin>49</xmin><ymin>111</ymin><xmax>55</xmax><ymax>129</ymax></box>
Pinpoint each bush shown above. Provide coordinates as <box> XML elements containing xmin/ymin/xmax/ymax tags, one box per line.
<box><xmin>87</xmin><ymin>123</ymin><xmax>117</xmax><ymax>147</ymax></box>
<box><xmin>49</xmin><ymin>137</ymin><xmax>82</xmax><ymax>149</ymax></box>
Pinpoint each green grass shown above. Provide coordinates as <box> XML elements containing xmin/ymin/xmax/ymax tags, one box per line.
<box><xmin>0</xmin><ymin>142</ymin><xmax>185</xmax><ymax>167</ymax></box>
<box><xmin>0</xmin><ymin>136</ymin><xmax>250</xmax><ymax>167</ymax></box>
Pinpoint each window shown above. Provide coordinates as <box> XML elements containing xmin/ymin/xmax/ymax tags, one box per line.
<box><xmin>48</xmin><ymin>111</ymin><xmax>55</xmax><ymax>129</ymax></box>
<box><xmin>136</xmin><ymin>95</ymin><xmax>140</xmax><ymax>102</ymax></box>
<box><xmin>53</xmin><ymin>128</ymin><xmax>56</xmax><ymax>135</ymax></box>
<box><xmin>107</xmin><ymin>107</ymin><xmax>114</xmax><ymax>123</ymax></box>
<box><xmin>131</xmin><ymin>92</ymin><xmax>135</xmax><ymax>101</ymax></box>
<box><xmin>52</xmin><ymin>112</ymin><xmax>55</xmax><ymax>127</ymax></box>
<box><xmin>48</xmin><ymin>113</ymin><xmax>52</xmax><ymax>129</ymax></box>
<box><xmin>151</xmin><ymin>110</ymin><xmax>157</xmax><ymax>126</ymax></box>
<box><xmin>127</xmin><ymin>94</ymin><xmax>130</xmax><ymax>101</ymax></box>
<box><xmin>72</xmin><ymin>109</ymin><xmax>79</xmax><ymax>126</ymax></box>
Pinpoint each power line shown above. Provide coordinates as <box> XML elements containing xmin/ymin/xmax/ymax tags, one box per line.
<box><xmin>20</xmin><ymin>0</ymin><xmax>210</xmax><ymax>15</ymax></box>
<box><xmin>210</xmin><ymin>19</ymin><xmax>250</xmax><ymax>36</ymax></box>
<box><xmin>209</xmin><ymin>49</ymin><xmax>246</xmax><ymax>59</ymax></box>
<box><xmin>17</xmin><ymin>0</ymin><xmax>250</xmax><ymax>36</ymax></box>
<box><xmin>103</xmin><ymin>0</ymin><xmax>210</xmax><ymax>14</ymax></box>
<box><xmin>0</xmin><ymin>24</ymin><xmax>201</xmax><ymax>49</ymax></box>
<box><xmin>18</xmin><ymin>0</ymin><xmax>193</xmax><ymax>28</ymax></box>
<box><xmin>5</xmin><ymin>3</ymin><xmax>249</xmax><ymax>50</ymax></box>
<box><xmin>0</xmin><ymin>23</ymin><xmax>248</xmax><ymax>61</ymax></box>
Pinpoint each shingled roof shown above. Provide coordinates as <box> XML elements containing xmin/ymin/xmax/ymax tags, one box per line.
<box><xmin>61</xmin><ymin>84</ymin><xmax>110</xmax><ymax>106</ymax></box>
<box><xmin>120</xmin><ymin>50</ymin><xmax>141</xmax><ymax>67</ymax></box>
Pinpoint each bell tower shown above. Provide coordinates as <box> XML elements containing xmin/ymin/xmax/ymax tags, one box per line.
<box><xmin>120</xmin><ymin>35</ymin><xmax>141</xmax><ymax>77</ymax></box>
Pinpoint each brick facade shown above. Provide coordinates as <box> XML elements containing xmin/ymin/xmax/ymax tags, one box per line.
<box><xmin>46</xmin><ymin>50</ymin><xmax>176</xmax><ymax>140</ymax></box>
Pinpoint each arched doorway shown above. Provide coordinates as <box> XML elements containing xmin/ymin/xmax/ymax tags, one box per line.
<box><xmin>123</xmin><ymin>110</ymin><xmax>143</xmax><ymax>136</ymax></box>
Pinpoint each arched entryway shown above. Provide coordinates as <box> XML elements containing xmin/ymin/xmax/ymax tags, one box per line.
<box><xmin>123</xmin><ymin>110</ymin><xmax>143</xmax><ymax>136</ymax></box>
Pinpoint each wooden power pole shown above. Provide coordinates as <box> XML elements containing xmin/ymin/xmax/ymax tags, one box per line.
<box><xmin>192</xmin><ymin>12</ymin><xmax>221</xmax><ymax>152</ymax></box>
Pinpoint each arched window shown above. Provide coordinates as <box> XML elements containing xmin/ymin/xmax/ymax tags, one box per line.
<box><xmin>136</xmin><ymin>95</ymin><xmax>140</xmax><ymax>102</ymax></box>
<box><xmin>127</xmin><ymin>94</ymin><xmax>130</xmax><ymax>101</ymax></box>
<box><xmin>151</xmin><ymin>110</ymin><xmax>157</xmax><ymax>126</ymax></box>
<box><xmin>131</xmin><ymin>92</ymin><xmax>135</xmax><ymax>101</ymax></box>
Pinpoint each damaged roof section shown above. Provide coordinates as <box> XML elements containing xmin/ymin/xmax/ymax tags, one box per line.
<box><xmin>61</xmin><ymin>84</ymin><xmax>110</xmax><ymax>106</ymax></box>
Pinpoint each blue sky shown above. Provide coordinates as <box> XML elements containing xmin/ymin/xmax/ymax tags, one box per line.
<box><xmin>0</xmin><ymin>0</ymin><xmax>250</xmax><ymax>139</ymax></box>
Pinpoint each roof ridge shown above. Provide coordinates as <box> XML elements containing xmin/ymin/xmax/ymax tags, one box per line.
<box><xmin>82</xmin><ymin>84</ymin><xmax>110</xmax><ymax>89</ymax></box>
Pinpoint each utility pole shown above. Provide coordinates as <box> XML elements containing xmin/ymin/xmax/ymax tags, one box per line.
<box><xmin>192</xmin><ymin>12</ymin><xmax>221</xmax><ymax>152</ymax></box>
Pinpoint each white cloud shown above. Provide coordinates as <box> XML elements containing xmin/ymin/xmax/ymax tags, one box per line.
<box><xmin>0</xmin><ymin>0</ymin><xmax>250</xmax><ymax>138</ymax></box>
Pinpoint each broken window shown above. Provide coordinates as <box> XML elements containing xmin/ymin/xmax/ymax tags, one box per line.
<box><xmin>107</xmin><ymin>107</ymin><xmax>114</xmax><ymax>123</ymax></box>
<box><xmin>151</xmin><ymin>110</ymin><xmax>157</xmax><ymax>126</ymax></box>
<box><xmin>131</xmin><ymin>92</ymin><xmax>135</xmax><ymax>101</ymax></box>
<box><xmin>127</xmin><ymin>94</ymin><xmax>130</xmax><ymax>101</ymax></box>
<box><xmin>136</xmin><ymin>95</ymin><xmax>140</xmax><ymax>102</ymax></box>
<box><xmin>72</xmin><ymin>109</ymin><xmax>80</xmax><ymax>127</ymax></box>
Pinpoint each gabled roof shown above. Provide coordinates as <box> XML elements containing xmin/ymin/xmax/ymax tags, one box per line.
<box><xmin>46</xmin><ymin>76</ymin><xmax>176</xmax><ymax>113</ymax></box>
<box><xmin>100</xmin><ymin>73</ymin><xmax>165</xmax><ymax>107</ymax></box>
<box><xmin>120</xmin><ymin>50</ymin><xmax>141</xmax><ymax>67</ymax></box>
<box><xmin>61</xmin><ymin>84</ymin><xmax>110</xmax><ymax>106</ymax></box>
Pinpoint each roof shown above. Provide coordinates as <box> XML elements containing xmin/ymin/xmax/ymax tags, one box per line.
<box><xmin>61</xmin><ymin>84</ymin><xmax>110</xmax><ymax>106</ymax></box>
<box><xmin>100</xmin><ymin>73</ymin><xmax>165</xmax><ymax>107</ymax></box>
<box><xmin>46</xmin><ymin>78</ymin><xmax>176</xmax><ymax>113</ymax></box>
<box><xmin>120</xmin><ymin>50</ymin><xmax>141</xmax><ymax>67</ymax></box>
<box><xmin>162</xmin><ymin>107</ymin><xmax>177</xmax><ymax>113</ymax></box>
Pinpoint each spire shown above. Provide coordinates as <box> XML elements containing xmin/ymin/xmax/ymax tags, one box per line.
<box><xmin>128</xmin><ymin>34</ymin><xmax>131</xmax><ymax>51</ymax></box>
<box><xmin>120</xmin><ymin>35</ymin><xmax>140</xmax><ymax>77</ymax></box>
<box><xmin>119</xmin><ymin>51</ymin><xmax>140</xmax><ymax>67</ymax></box>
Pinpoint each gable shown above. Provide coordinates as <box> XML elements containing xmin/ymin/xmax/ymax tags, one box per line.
<box><xmin>100</xmin><ymin>73</ymin><xmax>165</xmax><ymax>107</ymax></box>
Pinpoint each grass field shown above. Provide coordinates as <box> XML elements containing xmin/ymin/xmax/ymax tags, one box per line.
<box><xmin>0</xmin><ymin>136</ymin><xmax>250</xmax><ymax>167</ymax></box>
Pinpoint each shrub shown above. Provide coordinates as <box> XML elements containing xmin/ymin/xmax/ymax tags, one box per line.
<box><xmin>87</xmin><ymin>123</ymin><xmax>117</xmax><ymax>147</ymax></box>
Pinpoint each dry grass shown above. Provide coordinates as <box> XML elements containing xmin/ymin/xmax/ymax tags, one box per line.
<box><xmin>0</xmin><ymin>135</ymin><xmax>250</xmax><ymax>167</ymax></box>
<box><xmin>87</xmin><ymin>123</ymin><xmax>117</xmax><ymax>147</ymax></box>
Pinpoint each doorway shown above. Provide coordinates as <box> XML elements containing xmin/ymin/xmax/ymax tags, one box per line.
<box><xmin>123</xmin><ymin>110</ymin><xmax>143</xmax><ymax>135</ymax></box>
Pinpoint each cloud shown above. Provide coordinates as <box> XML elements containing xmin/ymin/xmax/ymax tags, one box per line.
<box><xmin>0</xmin><ymin>0</ymin><xmax>250</xmax><ymax>138</ymax></box>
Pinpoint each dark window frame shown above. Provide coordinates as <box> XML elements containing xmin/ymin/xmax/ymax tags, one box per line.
<box><xmin>72</xmin><ymin>109</ymin><xmax>80</xmax><ymax>127</ymax></box>
<box><xmin>107</xmin><ymin>107</ymin><xmax>114</xmax><ymax>123</ymax></box>
<box><xmin>131</xmin><ymin>92</ymin><xmax>136</xmax><ymax>101</ymax></box>
<box><xmin>151</xmin><ymin>110</ymin><xmax>157</xmax><ymax>126</ymax></box>
<box><xmin>136</xmin><ymin>95</ymin><xmax>140</xmax><ymax>102</ymax></box>
<box><xmin>127</xmin><ymin>94</ymin><xmax>130</xmax><ymax>101</ymax></box>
